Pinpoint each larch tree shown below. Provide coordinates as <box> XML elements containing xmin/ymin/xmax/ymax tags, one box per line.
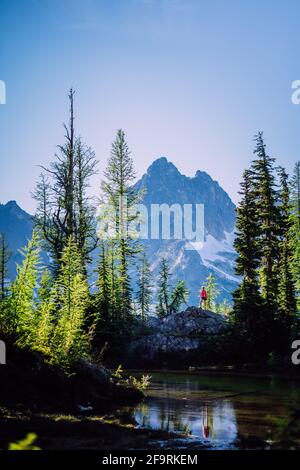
<box><xmin>33</xmin><ymin>89</ymin><xmax>98</xmax><ymax>273</ymax></box>
<box><xmin>6</xmin><ymin>231</ymin><xmax>41</xmax><ymax>336</ymax></box>
<box><xmin>37</xmin><ymin>268</ymin><xmax>53</xmax><ymax>304</ymax></box>
<box><xmin>75</xmin><ymin>138</ymin><xmax>98</xmax><ymax>267</ymax></box>
<box><xmin>51</xmin><ymin>237</ymin><xmax>90</xmax><ymax>367</ymax></box>
<box><xmin>33</xmin><ymin>288</ymin><xmax>56</xmax><ymax>357</ymax></box>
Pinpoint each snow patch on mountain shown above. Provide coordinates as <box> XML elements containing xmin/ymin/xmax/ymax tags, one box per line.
<box><xmin>189</xmin><ymin>230</ymin><xmax>239</xmax><ymax>283</ymax></box>
<box><xmin>198</xmin><ymin>231</ymin><xmax>235</xmax><ymax>262</ymax></box>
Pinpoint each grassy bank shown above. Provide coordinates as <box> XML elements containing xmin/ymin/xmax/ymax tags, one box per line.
<box><xmin>0</xmin><ymin>407</ymin><xmax>186</xmax><ymax>450</ymax></box>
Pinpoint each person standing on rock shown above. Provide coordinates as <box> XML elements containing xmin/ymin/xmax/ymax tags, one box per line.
<box><xmin>199</xmin><ymin>286</ymin><xmax>207</xmax><ymax>309</ymax></box>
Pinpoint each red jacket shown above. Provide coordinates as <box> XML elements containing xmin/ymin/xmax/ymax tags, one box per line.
<box><xmin>200</xmin><ymin>288</ymin><xmax>207</xmax><ymax>299</ymax></box>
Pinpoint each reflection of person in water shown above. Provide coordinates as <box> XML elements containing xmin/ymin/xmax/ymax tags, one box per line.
<box><xmin>202</xmin><ymin>406</ymin><xmax>210</xmax><ymax>439</ymax></box>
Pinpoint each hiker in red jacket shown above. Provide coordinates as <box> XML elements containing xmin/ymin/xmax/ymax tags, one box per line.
<box><xmin>200</xmin><ymin>286</ymin><xmax>207</xmax><ymax>309</ymax></box>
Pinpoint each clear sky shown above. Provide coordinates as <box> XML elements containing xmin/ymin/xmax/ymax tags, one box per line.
<box><xmin>0</xmin><ymin>0</ymin><xmax>300</xmax><ymax>212</ymax></box>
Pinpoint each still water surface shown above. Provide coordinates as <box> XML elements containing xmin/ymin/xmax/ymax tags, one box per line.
<box><xmin>126</xmin><ymin>371</ymin><xmax>300</xmax><ymax>449</ymax></box>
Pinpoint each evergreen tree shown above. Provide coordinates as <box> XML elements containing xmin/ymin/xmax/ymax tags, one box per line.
<box><xmin>33</xmin><ymin>89</ymin><xmax>98</xmax><ymax>272</ymax></box>
<box><xmin>233</xmin><ymin>169</ymin><xmax>262</xmax><ymax>328</ymax></box>
<box><xmin>0</xmin><ymin>232</ymin><xmax>11</xmax><ymax>300</ymax></box>
<box><xmin>136</xmin><ymin>252</ymin><xmax>152</xmax><ymax>321</ymax></box>
<box><xmin>96</xmin><ymin>242</ymin><xmax>111</xmax><ymax>321</ymax></box>
<box><xmin>234</xmin><ymin>170</ymin><xmax>261</xmax><ymax>293</ymax></box>
<box><xmin>169</xmin><ymin>280</ymin><xmax>188</xmax><ymax>314</ymax></box>
<box><xmin>232</xmin><ymin>134</ymin><xmax>294</xmax><ymax>359</ymax></box>
<box><xmin>232</xmin><ymin>164</ymin><xmax>273</xmax><ymax>359</ymax></box>
<box><xmin>100</xmin><ymin>129</ymin><xmax>141</xmax><ymax>320</ymax></box>
<box><xmin>75</xmin><ymin>138</ymin><xmax>98</xmax><ymax>267</ymax></box>
<box><xmin>289</xmin><ymin>161</ymin><xmax>300</xmax><ymax>309</ymax></box>
<box><xmin>156</xmin><ymin>258</ymin><xmax>171</xmax><ymax>318</ymax></box>
<box><xmin>276</xmin><ymin>167</ymin><xmax>296</xmax><ymax>324</ymax></box>
<box><xmin>205</xmin><ymin>273</ymin><xmax>220</xmax><ymax>311</ymax></box>
<box><xmin>107</xmin><ymin>239</ymin><xmax>121</xmax><ymax>314</ymax></box>
<box><xmin>251</xmin><ymin>132</ymin><xmax>279</xmax><ymax>304</ymax></box>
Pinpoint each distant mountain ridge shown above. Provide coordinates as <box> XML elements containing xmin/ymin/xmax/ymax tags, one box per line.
<box><xmin>0</xmin><ymin>158</ymin><xmax>239</xmax><ymax>303</ymax></box>
<box><xmin>0</xmin><ymin>200</ymin><xmax>34</xmax><ymax>279</ymax></box>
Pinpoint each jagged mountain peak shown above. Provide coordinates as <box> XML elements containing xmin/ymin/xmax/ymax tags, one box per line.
<box><xmin>0</xmin><ymin>200</ymin><xmax>32</xmax><ymax>221</ymax></box>
<box><xmin>146</xmin><ymin>157</ymin><xmax>181</xmax><ymax>177</ymax></box>
<box><xmin>134</xmin><ymin>158</ymin><xmax>238</xmax><ymax>303</ymax></box>
<box><xmin>5</xmin><ymin>200</ymin><xmax>18</xmax><ymax>206</ymax></box>
<box><xmin>1</xmin><ymin>200</ymin><xmax>21</xmax><ymax>210</ymax></box>
<box><xmin>194</xmin><ymin>169</ymin><xmax>213</xmax><ymax>182</ymax></box>
<box><xmin>136</xmin><ymin>158</ymin><xmax>235</xmax><ymax>241</ymax></box>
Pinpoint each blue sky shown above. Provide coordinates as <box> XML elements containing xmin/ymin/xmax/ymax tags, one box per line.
<box><xmin>0</xmin><ymin>0</ymin><xmax>300</xmax><ymax>211</ymax></box>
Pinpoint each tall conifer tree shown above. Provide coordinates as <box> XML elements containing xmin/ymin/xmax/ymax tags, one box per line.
<box><xmin>251</xmin><ymin>132</ymin><xmax>279</xmax><ymax>305</ymax></box>
<box><xmin>100</xmin><ymin>129</ymin><xmax>140</xmax><ymax>320</ymax></box>
<box><xmin>96</xmin><ymin>242</ymin><xmax>111</xmax><ymax>321</ymax></box>
<box><xmin>233</xmin><ymin>169</ymin><xmax>261</xmax><ymax>329</ymax></box>
<box><xmin>156</xmin><ymin>258</ymin><xmax>170</xmax><ymax>318</ymax></box>
<box><xmin>136</xmin><ymin>252</ymin><xmax>152</xmax><ymax>322</ymax></box>
<box><xmin>169</xmin><ymin>280</ymin><xmax>188</xmax><ymax>314</ymax></box>
<box><xmin>289</xmin><ymin>161</ymin><xmax>300</xmax><ymax>309</ymax></box>
<box><xmin>33</xmin><ymin>90</ymin><xmax>98</xmax><ymax>272</ymax></box>
<box><xmin>205</xmin><ymin>273</ymin><xmax>220</xmax><ymax>311</ymax></box>
<box><xmin>0</xmin><ymin>232</ymin><xmax>11</xmax><ymax>300</ymax></box>
<box><xmin>276</xmin><ymin>167</ymin><xmax>296</xmax><ymax>316</ymax></box>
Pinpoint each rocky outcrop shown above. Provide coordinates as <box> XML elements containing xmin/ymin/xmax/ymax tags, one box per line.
<box><xmin>131</xmin><ymin>306</ymin><xmax>227</xmax><ymax>360</ymax></box>
<box><xmin>157</xmin><ymin>306</ymin><xmax>227</xmax><ymax>335</ymax></box>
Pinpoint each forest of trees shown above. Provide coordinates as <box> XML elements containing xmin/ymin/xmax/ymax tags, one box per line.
<box><xmin>0</xmin><ymin>92</ymin><xmax>299</xmax><ymax>370</ymax></box>
<box><xmin>232</xmin><ymin>132</ymin><xmax>300</xmax><ymax>360</ymax></box>
<box><xmin>0</xmin><ymin>91</ymin><xmax>189</xmax><ymax>368</ymax></box>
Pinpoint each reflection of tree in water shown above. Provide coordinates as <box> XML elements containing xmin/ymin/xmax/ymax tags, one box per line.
<box><xmin>172</xmin><ymin>410</ymin><xmax>191</xmax><ymax>436</ymax></box>
<box><xmin>138</xmin><ymin>402</ymin><xmax>151</xmax><ymax>429</ymax></box>
<box><xmin>158</xmin><ymin>402</ymin><xmax>171</xmax><ymax>432</ymax></box>
<box><xmin>210</xmin><ymin>400</ymin><xmax>237</xmax><ymax>442</ymax></box>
